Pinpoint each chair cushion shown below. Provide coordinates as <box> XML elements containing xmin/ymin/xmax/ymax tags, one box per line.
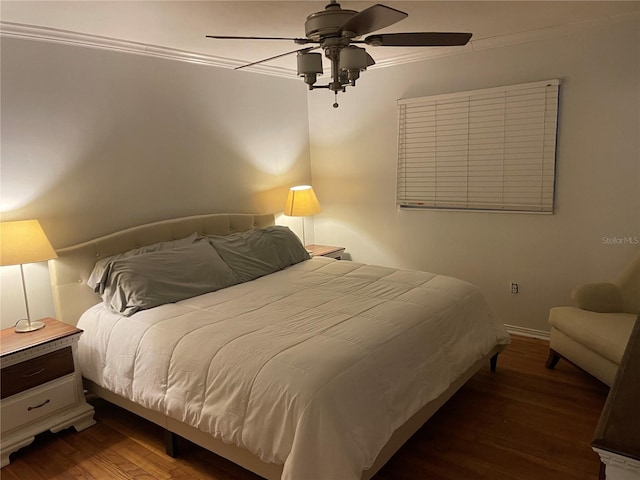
<box><xmin>571</xmin><ymin>282</ymin><xmax>623</xmax><ymax>313</ymax></box>
<box><xmin>549</xmin><ymin>307</ymin><xmax>637</xmax><ymax>365</ymax></box>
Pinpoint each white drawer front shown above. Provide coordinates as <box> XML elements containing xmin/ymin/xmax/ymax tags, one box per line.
<box><xmin>1</xmin><ymin>376</ymin><xmax>78</xmax><ymax>433</ymax></box>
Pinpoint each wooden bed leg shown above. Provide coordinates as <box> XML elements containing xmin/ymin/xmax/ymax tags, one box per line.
<box><xmin>164</xmin><ymin>430</ymin><xmax>179</xmax><ymax>458</ymax></box>
<box><xmin>490</xmin><ymin>353</ymin><xmax>498</xmax><ymax>372</ymax></box>
<box><xmin>546</xmin><ymin>349</ymin><xmax>561</xmax><ymax>369</ymax></box>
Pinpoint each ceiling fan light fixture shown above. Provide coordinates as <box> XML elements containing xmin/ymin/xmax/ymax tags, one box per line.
<box><xmin>339</xmin><ymin>46</ymin><xmax>369</xmax><ymax>71</ymax></box>
<box><xmin>338</xmin><ymin>46</ymin><xmax>373</xmax><ymax>85</ymax></box>
<box><xmin>297</xmin><ymin>51</ymin><xmax>324</xmax><ymax>88</ymax></box>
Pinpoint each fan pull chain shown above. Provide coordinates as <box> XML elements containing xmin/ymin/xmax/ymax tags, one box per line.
<box><xmin>333</xmin><ymin>93</ymin><xmax>339</xmax><ymax>109</ymax></box>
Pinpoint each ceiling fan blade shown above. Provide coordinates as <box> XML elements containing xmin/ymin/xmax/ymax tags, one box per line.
<box><xmin>234</xmin><ymin>46</ymin><xmax>319</xmax><ymax>70</ymax></box>
<box><xmin>340</xmin><ymin>4</ymin><xmax>408</xmax><ymax>38</ymax></box>
<box><xmin>365</xmin><ymin>32</ymin><xmax>473</xmax><ymax>47</ymax></box>
<box><xmin>207</xmin><ymin>35</ymin><xmax>316</xmax><ymax>45</ymax></box>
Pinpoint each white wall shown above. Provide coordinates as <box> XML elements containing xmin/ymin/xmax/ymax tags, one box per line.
<box><xmin>2</xmin><ymin>16</ymin><xmax>638</xmax><ymax>333</ymax></box>
<box><xmin>0</xmin><ymin>37</ymin><xmax>312</xmax><ymax>327</ymax></box>
<box><xmin>308</xmin><ymin>15</ymin><xmax>640</xmax><ymax>334</ymax></box>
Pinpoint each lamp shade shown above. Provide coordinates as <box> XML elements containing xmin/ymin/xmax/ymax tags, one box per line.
<box><xmin>297</xmin><ymin>51</ymin><xmax>323</xmax><ymax>76</ymax></box>
<box><xmin>339</xmin><ymin>46</ymin><xmax>374</xmax><ymax>71</ymax></box>
<box><xmin>0</xmin><ymin>220</ymin><xmax>58</xmax><ymax>266</ymax></box>
<box><xmin>284</xmin><ymin>185</ymin><xmax>322</xmax><ymax>217</ymax></box>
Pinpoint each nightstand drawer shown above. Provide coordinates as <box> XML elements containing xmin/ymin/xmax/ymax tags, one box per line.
<box><xmin>1</xmin><ymin>347</ymin><xmax>74</xmax><ymax>399</ymax></box>
<box><xmin>1</xmin><ymin>376</ymin><xmax>78</xmax><ymax>433</ymax></box>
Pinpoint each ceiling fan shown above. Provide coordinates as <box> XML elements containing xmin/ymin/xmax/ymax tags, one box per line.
<box><xmin>207</xmin><ymin>1</ymin><xmax>472</xmax><ymax>107</ymax></box>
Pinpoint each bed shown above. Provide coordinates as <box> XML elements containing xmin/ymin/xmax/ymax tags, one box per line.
<box><xmin>49</xmin><ymin>213</ymin><xmax>510</xmax><ymax>480</ymax></box>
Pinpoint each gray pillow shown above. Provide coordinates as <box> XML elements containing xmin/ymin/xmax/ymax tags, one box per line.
<box><xmin>101</xmin><ymin>241</ymin><xmax>239</xmax><ymax>316</ymax></box>
<box><xmin>266</xmin><ymin>225</ymin><xmax>313</xmax><ymax>268</ymax></box>
<box><xmin>88</xmin><ymin>233</ymin><xmax>198</xmax><ymax>293</ymax></box>
<box><xmin>207</xmin><ymin>226</ymin><xmax>309</xmax><ymax>283</ymax></box>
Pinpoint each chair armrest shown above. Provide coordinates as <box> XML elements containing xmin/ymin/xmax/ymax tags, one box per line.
<box><xmin>571</xmin><ymin>282</ymin><xmax>623</xmax><ymax>313</ymax></box>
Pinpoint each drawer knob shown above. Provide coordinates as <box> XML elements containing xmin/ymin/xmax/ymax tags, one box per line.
<box><xmin>22</xmin><ymin>368</ymin><xmax>45</xmax><ymax>378</ymax></box>
<box><xmin>27</xmin><ymin>399</ymin><xmax>50</xmax><ymax>411</ymax></box>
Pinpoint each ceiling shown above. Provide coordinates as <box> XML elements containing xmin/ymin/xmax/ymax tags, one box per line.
<box><xmin>1</xmin><ymin>1</ymin><xmax>639</xmax><ymax>77</ymax></box>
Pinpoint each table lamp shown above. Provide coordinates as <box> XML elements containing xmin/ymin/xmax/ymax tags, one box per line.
<box><xmin>0</xmin><ymin>219</ymin><xmax>58</xmax><ymax>332</ymax></box>
<box><xmin>283</xmin><ymin>185</ymin><xmax>322</xmax><ymax>246</ymax></box>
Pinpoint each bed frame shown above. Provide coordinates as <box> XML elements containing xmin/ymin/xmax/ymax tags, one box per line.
<box><xmin>49</xmin><ymin>212</ymin><xmax>504</xmax><ymax>480</ymax></box>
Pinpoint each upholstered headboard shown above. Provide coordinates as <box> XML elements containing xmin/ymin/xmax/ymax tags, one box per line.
<box><xmin>49</xmin><ymin>213</ymin><xmax>275</xmax><ymax>326</ymax></box>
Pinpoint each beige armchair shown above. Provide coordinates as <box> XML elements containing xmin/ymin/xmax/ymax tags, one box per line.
<box><xmin>546</xmin><ymin>249</ymin><xmax>639</xmax><ymax>386</ymax></box>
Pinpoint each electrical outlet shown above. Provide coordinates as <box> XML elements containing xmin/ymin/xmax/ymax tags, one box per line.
<box><xmin>510</xmin><ymin>282</ymin><xmax>519</xmax><ymax>294</ymax></box>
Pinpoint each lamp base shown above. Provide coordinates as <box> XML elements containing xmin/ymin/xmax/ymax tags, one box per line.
<box><xmin>15</xmin><ymin>320</ymin><xmax>46</xmax><ymax>333</ymax></box>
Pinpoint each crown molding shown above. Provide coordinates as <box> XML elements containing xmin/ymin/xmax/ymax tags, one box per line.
<box><xmin>2</xmin><ymin>12</ymin><xmax>637</xmax><ymax>78</ymax></box>
<box><xmin>0</xmin><ymin>21</ymin><xmax>298</xmax><ymax>78</ymax></box>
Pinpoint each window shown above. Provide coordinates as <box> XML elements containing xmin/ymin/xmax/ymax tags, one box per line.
<box><xmin>396</xmin><ymin>79</ymin><xmax>560</xmax><ymax>213</ymax></box>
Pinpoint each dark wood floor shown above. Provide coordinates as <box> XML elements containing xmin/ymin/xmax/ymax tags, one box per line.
<box><xmin>2</xmin><ymin>335</ymin><xmax>609</xmax><ymax>480</ymax></box>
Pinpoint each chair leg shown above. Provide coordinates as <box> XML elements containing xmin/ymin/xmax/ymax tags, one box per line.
<box><xmin>546</xmin><ymin>348</ymin><xmax>561</xmax><ymax>369</ymax></box>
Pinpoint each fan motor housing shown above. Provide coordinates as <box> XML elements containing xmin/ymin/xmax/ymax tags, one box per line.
<box><xmin>305</xmin><ymin>8</ymin><xmax>358</xmax><ymax>40</ymax></box>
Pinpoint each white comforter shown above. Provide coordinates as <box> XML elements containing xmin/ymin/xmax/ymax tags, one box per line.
<box><xmin>77</xmin><ymin>257</ymin><xmax>510</xmax><ymax>479</ymax></box>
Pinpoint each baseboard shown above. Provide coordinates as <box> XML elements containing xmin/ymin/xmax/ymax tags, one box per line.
<box><xmin>504</xmin><ymin>324</ymin><xmax>550</xmax><ymax>341</ymax></box>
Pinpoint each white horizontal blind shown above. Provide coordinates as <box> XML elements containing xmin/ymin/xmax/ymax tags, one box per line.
<box><xmin>396</xmin><ymin>79</ymin><xmax>560</xmax><ymax>212</ymax></box>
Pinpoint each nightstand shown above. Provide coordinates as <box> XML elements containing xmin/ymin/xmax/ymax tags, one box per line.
<box><xmin>0</xmin><ymin>317</ymin><xmax>95</xmax><ymax>467</ymax></box>
<box><xmin>306</xmin><ymin>244</ymin><xmax>346</xmax><ymax>260</ymax></box>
